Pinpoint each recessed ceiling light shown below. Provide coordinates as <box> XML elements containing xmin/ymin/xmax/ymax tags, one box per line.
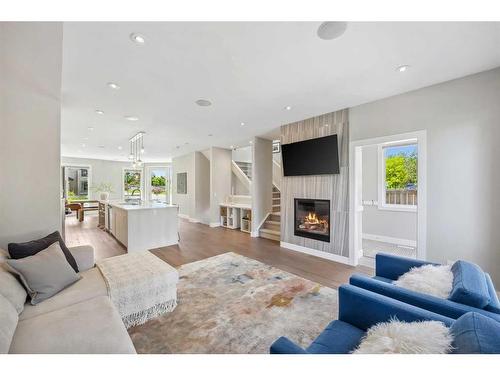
<box><xmin>396</xmin><ymin>65</ymin><xmax>410</xmax><ymax>73</ymax></box>
<box><xmin>240</xmin><ymin>122</ymin><xmax>245</xmax><ymax>126</ymax></box>
<box><xmin>130</xmin><ymin>33</ymin><xmax>145</xmax><ymax>44</ymax></box>
<box><xmin>124</xmin><ymin>116</ymin><xmax>139</xmax><ymax>121</ymax></box>
<box><xmin>195</xmin><ymin>99</ymin><xmax>212</xmax><ymax>107</ymax></box>
<box><xmin>317</xmin><ymin>22</ymin><xmax>347</xmax><ymax>40</ymax></box>
<box><xmin>230</xmin><ymin>145</ymin><xmax>234</xmax><ymax>149</ymax></box>
<box><xmin>107</xmin><ymin>82</ymin><xmax>120</xmax><ymax>90</ymax></box>
<box><xmin>81</xmin><ymin>143</ymin><xmax>86</xmax><ymax>148</ymax></box>
<box><xmin>118</xmin><ymin>146</ymin><xmax>123</xmax><ymax>150</ymax></box>
<box><xmin>249</xmin><ymin>140</ymin><xmax>253</xmax><ymax>144</ymax></box>
<box><xmin>95</xmin><ymin>109</ymin><xmax>104</xmax><ymax>115</ymax></box>
<box><xmin>87</xmin><ymin>127</ymin><xmax>94</xmax><ymax>131</ymax></box>
<box><xmin>284</xmin><ymin>105</ymin><xmax>292</xmax><ymax>111</ymax></box>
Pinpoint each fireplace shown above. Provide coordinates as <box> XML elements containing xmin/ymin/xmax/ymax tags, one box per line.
<box><xmin>294</xmin><ymin>198</ymin><xmax>330</xmax><ymax>242</ymax></box>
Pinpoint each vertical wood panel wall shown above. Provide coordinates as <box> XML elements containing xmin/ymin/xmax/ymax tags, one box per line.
<box><xmin>280</xmin><ymin>109</ymin><xmax>349</xmax><ymax>257</ymax></box>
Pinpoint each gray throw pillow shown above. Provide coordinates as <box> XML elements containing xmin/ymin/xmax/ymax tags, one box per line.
<box><xmin>6</xmin><ymin>242</ymin><xmax>81</xmax><ymax>305</ymax></box>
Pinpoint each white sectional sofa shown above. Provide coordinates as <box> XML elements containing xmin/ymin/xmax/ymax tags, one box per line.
<box><xmin>0</xmin><ymin>246</ymin><xmax>136</xmax><ymax>354</ymax></box>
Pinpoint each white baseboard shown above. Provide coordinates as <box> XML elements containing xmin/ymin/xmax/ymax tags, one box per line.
<box><xmin>188</xmin><ymin>217</ymin><xmax>200</xmax><ymax>223</ymax></box>
<box><xmin>362</xmin><ymin>233</ymin><xmax>417</xmax><ymax>248</ymax></box>
<box><xmin>250</xmin><ymin>230</ymin><xmax>259</xmax><ymax>237</ymax></box>
<box><xmin>178</xmin><ymin>213</ymin><xmax>189</xmax><ymax>219</ymax></box>
<box><xmin>209</xmin><ymin>222</ymin><xmax>221</xmax><ymax>228</ymax></box>
<box><xmin>280</xmin><ymin>241</ymin><xmax>351</xmax><ymax>265</ymax></box>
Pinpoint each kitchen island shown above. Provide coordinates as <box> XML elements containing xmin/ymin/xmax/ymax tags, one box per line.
<box><xmin>106</xmin><ymin>201</ymin><xmax>179</xmax><ymax>253</ymax></box>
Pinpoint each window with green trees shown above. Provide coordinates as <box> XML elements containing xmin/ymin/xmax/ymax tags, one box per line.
<box><xmin>382</xmin><ymin>143</ymin><xmax>418</xmax><ymax>207</ymax></box>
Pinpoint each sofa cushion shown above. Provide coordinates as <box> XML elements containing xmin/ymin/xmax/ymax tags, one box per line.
<box><xmin>0</xmin><ymin>294</ymin><xmax>19</xmax><ymax>353</ymax></box>
<box><xmin>8</xmin><ymin>231</ymin><xmax>79</xmax><ymax>273</ymax></box>
<box><xmin>449</xmin><ymin>260</ymin><xmax>490</xmax><ymax>308</ymax></box>
<box><xmin>10</xmin><ymin>296</ymin><xmax>136</xmax><ymax>354</ymax></box>
<box><xmin>450</xmin><ymin>312</ymin><xmax>500</xmax><ymax>354</ymax></box>
<box><xmin>483</xmin><ymin>273</ymin><xmax>500</xmax><ymax>314</ymax></box>
<box><xmin>306</xmin><ymin>320</ymin><xmax>365</xmax><ymax>354</ymax></box>
<box><xmin>0</xmin><ymin>264</ymin><xmax>27</xmax><ymax>314</ymax></box>
<box><xmin>6</xmin><ymin>242</ymin><xmax>81</xmax><ymax>305</ymax></box>
<box><xmin>19</xmin><ymin>267</ymin><xmax>107</xmax><ymax>321</ymax></box>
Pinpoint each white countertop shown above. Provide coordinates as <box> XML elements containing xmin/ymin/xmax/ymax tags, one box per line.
<box><xmin>108</xmin><ymin>201</ymin><xmax>178</xmax><ymax>211</ymax></box>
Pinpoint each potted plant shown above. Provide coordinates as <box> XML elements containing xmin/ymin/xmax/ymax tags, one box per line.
<box><xmin>91</xmin><ymin>182</ymin><xmax>114</xmax><ymax>201</ymax></box>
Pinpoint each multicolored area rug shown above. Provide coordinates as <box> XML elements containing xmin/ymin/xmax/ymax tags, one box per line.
<box><xmin>128</xmin><ymin>252</ymin><xmax>338</xmax><ymax>353</ymax></box>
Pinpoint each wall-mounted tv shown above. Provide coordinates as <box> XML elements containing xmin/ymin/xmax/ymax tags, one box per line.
<box><xmin>281</xmin><ymin>134</ymin><xmax>340</xmax><ymax>176</ymax></box>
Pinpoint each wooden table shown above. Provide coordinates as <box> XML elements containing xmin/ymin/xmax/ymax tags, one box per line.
<box><xmin>66</xmin><ymin>200</ymin><xmax>99</xmax><ymax>222</ymax></box>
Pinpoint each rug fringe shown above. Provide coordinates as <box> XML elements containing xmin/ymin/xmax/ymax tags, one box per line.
<box><xmin>123</xmin><ymin>299</ymin><xmax>177</xmax><ymax>328</ymax></box>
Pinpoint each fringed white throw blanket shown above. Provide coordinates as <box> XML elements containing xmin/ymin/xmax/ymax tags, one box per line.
<box><xmin>97</xmin><ymin>252</ymin><xmax>178</xmax><ymax>328</ymax></box>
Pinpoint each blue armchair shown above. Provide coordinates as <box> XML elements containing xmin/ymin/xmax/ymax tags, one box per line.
<box><xmin>350</xmin><ymin>253</ymin><xmax>500</xmax><ymax>323</ymax></box>
<box><xmin>270</xmin><ymin>284</ymin><xmax>453</xmax><ymax>354</ymax></box>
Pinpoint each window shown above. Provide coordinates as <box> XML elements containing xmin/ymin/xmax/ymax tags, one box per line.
<box><xmin>123</xmin><ymin>169</ymin><xmax>143</xmax><ymax>200</ymax></box>
<box><xmin>146</xmin><ymin>166</ymin><xmax>171</xmax><ymax>203</ymax></box>
<box><xmin>378</xmin><ymin>141</ymin><xmax>418</xmax><ymax>211</ymax></box>
<box><xmin>64</xmin><ymin>166</ymin><xmax>91</xmax><ymax>201</ymax></box>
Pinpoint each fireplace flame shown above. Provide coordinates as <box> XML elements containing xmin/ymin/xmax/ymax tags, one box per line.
<box><xmin>303</xmin><ymin>212</ymin><xmax>328</xmax><ymax>228</ymax></box>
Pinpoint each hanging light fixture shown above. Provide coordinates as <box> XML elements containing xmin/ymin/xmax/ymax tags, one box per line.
<box><xmin>129</xmin><ymin>131</ymin><xmax>145</xmax><ymax>167</ymax></box>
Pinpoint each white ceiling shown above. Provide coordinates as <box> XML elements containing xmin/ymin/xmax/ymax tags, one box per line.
<box><xmin>61</xmin><ymin>22</ymin><xmax>500</xmax><ymax>162</ymax></box>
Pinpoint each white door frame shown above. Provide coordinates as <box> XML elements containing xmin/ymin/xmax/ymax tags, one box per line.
<box><xmin>349</xmin><ymin>130</ymin><xmax>427</xmax><ymax>265</ymax></box>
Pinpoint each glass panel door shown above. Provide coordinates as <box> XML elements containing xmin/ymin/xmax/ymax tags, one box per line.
<box><xmin>64</xmin><ymin>166</ymin><xmax>90</xmax><ymax>201</ymax></box>
<box><xmin>146</xmin><ymin>166</ymin><xmax>171</xmax><ymax>203</ymax></box>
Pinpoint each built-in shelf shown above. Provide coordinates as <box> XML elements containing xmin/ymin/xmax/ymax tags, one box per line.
<box><xmin>220</xmin><ymin>204</ymin><xmax>251</xmax><ymax>233</ymax></box>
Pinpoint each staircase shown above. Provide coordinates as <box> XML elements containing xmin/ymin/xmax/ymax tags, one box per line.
<box><xmin>259</xmin><ymin>186</ymin><xmax>281</xmax><ymax>241</ymax></box>
<box><xmin>235</xmin><ymin>161</ymin><xmax>252</xmax><ymax>180</ymax></box>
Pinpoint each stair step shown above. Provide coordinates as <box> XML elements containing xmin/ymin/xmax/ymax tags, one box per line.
<box><xmin>259</xmin><ymin>228</ymin><xmax>280</xmax><ymax>241</ymax></box>
<box><xmin>266</xmin><ymin>220</ymin><xmax>280</xmax><ymax>225</ymax></box>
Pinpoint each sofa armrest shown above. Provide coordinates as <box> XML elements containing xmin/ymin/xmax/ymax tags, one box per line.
<box><xmin>349</xmin><ymin>274</ymin><xmax>500</xmax><ymax>323</ymax></box>
<box><xmin>338</xmin><ymin>284</ymin><xmax>454</xmax><ymax>331</ymax></box>
<box><xmin>375</xmin><ymin>253</ymin><xmax>436</xmax><ymax>280</ymax></box>
<box><xmin>270</xmin><ymin>337</ymin><xmax>308</xmax><ymax>354</ymax></box>
<box><xmin>68</xmin><ymin>245</ymin><xmax>95</xmax><ymax>272</ymax></box>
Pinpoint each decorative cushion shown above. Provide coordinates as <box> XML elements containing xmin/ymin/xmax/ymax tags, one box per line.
<box><xmin>483</xmin><ymin>273</ymin><xmax>500</xmax><ymax>314</ymax></box>
<box><xmin>450</xmin><ymin>312</ymin><xmax>500</xmax><ymax>354</ymax></box>
<box><xmin>6</xmin><ymin>242</ymin><xmax>81</xmax><ymax>305</ymax></box>
<box><xmin>449</xmin><ymin>260</ymin><xmax>490</xmax><ymax>308</ymax></box>
<box><xmin>393</xmin><ymin>264</ymin><xmax>453</xmax><ymax>299</ymax></box>
<box><xmin>352</xmin><ymin>319</ymin><xmax>453</xmax><ymax>354</ymax></box>
<box><xmin>0</xmin><ymin>293</ymin><xmax>19</xmax><ymax>353</ymax></box>
<box><xmin>8</xmin><ymin>231</ymin><xmax>79</xmax><ymax>273</ymax></box>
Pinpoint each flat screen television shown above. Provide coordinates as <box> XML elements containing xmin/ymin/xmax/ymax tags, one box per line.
<box><xmin>281</xmin><ymin>134</ymin><xmax>340</xmax><ymax>176</ymax></box>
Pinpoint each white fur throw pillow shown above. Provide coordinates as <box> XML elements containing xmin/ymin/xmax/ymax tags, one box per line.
<box><xmin>393</xmin><ymin>264</ymin><xmax>453</xmax><ymax>299</ymax></box>
<box><xmin>353</xmin><ymin>319</ymin><xmax>454</xmax><ymax>354</ymax></box>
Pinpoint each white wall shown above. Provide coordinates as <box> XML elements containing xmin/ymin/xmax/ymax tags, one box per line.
<box><xmin>62</xmin><ymin>157</ymin><xmax>132</xmax><ymax>200</ymax></box>
<box><xmin>209</xmin><ymin>147</ymin><xmax>232</xmax><ymax>224</ymax></box>
<box><xmin>251</xmin><ymin>137</ymin><xmax>273</xmax><ymax>236</ymax></box>
<box><xmin>0</xmin><ymin>23</ymin><xmax>64</xmax><ymax>246</ymax></box>
<box><xmin>232</xmin><ymin>146</ymin><xmax>252</xmax><ymax>163</ymax></box>
<box><xmin>350</xmin><ymin>67</ymin><xmax>500</xmax><ymax>284</ymax></box>
<box><xmin>172</xmin><ymin>153</ymin><xmax>195</xmax><ymax>218</ymax></box>
<box><xmin>361</xmin><ymin>145</ymin><xmax>417</xmax><ymax>241</ymax></box>
<box><xmin>194</xmin><ymin>151</ymin><xmax>210</xmax><ymax>224</ymax></box>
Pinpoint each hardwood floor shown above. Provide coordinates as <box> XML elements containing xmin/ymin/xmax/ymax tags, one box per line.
<box><xmin>65</xmin><ymin>214</ymin><xmax>372</xmax><ymax>289</ymax></box>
